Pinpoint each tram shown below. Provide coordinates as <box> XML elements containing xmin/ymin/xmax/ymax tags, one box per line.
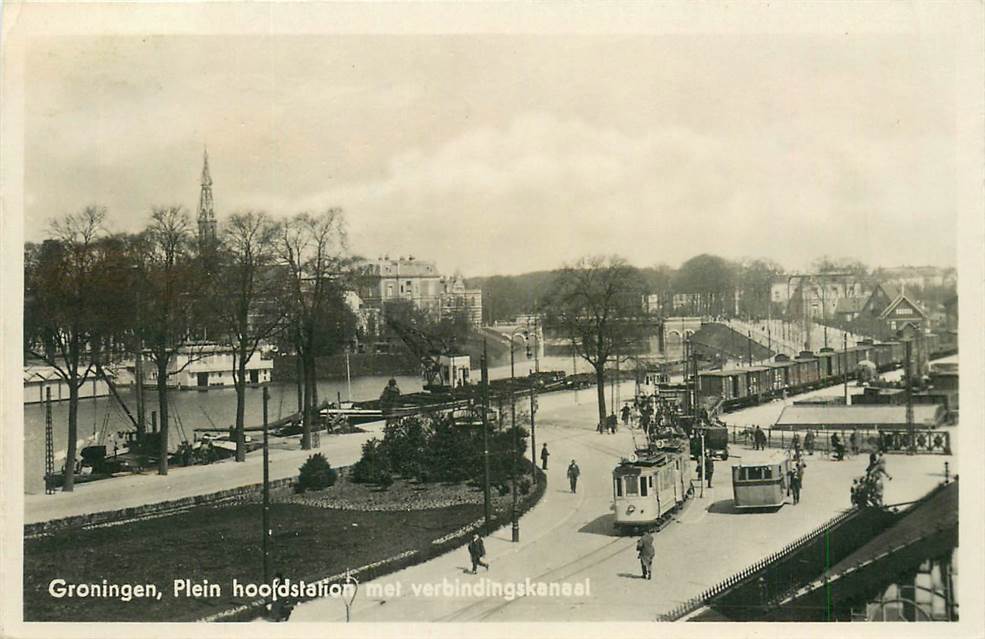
<box><xmin>731</xmin><ymin>452</ymin><xmax>791</xmax><ymax>509</ymax></box>
<box><xmin>612</xmin><ymin>437</ymin><xmax>693</xmax><ymax>533</ymax></box>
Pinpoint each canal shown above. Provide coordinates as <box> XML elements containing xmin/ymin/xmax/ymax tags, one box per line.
<box><xmin>23</xmin><ymin>355</ymin><xmax>618</xmax><ymax>490</ymax></box>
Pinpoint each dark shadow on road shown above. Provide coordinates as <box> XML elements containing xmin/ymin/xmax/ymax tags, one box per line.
<box><xmin>616</xmin><ymin>572</ymin><xmax>646</xmax><ymax>580</ymax></box>
<box><xmin>577</xmin><ymin>513</ymin><xmax>617</xmax><ymax>536</ymax></box>
<box><xmin>706</xmin><ymin>499</ymin><xmax>783</xmax><ymax>514</ymax></box>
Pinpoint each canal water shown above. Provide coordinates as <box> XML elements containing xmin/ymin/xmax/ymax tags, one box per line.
<box><xmin>22</xmin><ymin>355</ymin><xmax>613</xmax><ymax>490</ymax></box>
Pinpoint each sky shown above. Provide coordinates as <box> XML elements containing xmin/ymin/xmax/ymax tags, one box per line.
<box><xmin>23</xmin><ymin>33</ymin><xmax>957</xmax><ymax>277</ymax></box>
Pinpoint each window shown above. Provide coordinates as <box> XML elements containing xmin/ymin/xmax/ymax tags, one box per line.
<box><xmin>640</xmin><ymin>477</ymin><xmax>648</xmax><ymax>497</ymax></box>
<box><xmin>625</xmin><ymin>476</ymin><xmax>639</xmax><ymax>495</ymax></box>
<box><xmin>614</xmin><ymin>478</ymin><xmax>623</xmax><ymax>497</ymax></box>
<box><xmin>747</xmin><ymin>467</ymin><xmax>765</xmax><ymax>480</ymax></box>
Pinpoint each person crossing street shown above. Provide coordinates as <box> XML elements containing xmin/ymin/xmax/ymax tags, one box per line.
<box><xmin>567</xmin><ymin>460</ymin><xmax>581</xmax><ymax>493</ymax></box>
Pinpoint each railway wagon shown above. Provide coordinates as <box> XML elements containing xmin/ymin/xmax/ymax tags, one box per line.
<box><xmin>793</xmin><ymin>352</ymin><xmax>820</xmax><ymax>387</ymax></box>
<box><xmin>745</xmin><ymin>366</ymin><xmax>771</xmax><ymax>398</ymax></box>
<box><xmin>698</xmin><ymin>370</ymin><xmax>747</xmax><ymax>402</ymax></box>
<box><xmin>870</xmin><ymin>342</ymin><xmax>894</xmax><ymax>370</ymax></box>
<box><xmin>612</xmin><ymin>441</ymin><xmax>693</xmax><ymax>532</ymax></box>
<box><xmin>816</xmin><ymin>348</ymin><xmax>841</xmax><ymax>382</ymax></box>
<box><xmin>764</xmin><ymin>360</ymin><xmax>791</xmax><ymax>393</ymax></box>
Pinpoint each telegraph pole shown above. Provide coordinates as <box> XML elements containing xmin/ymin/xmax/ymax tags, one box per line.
<box><xmin>530</xmin><ymin>387</ymin><xmax>538</xmax><ymax>485</ymax></box>
<box><xmin>481</xmin><ymin>340</ymin><xmax>492</xmax><ymax>534</ymax></box>
<box><xmin>262</xmin><ymin>386</ymin><xmax>271</xmax><ymax>585</ymax></box>
<box><xmin>44</xmin><ymin>388</ymin><xmax>55</xmax><ymax>495</ymax></box>
<box><xmin>843</xmin><ymin>332</ymin><xmax>849</xmax><ymax>406</ymax></box>
<box><xmin>905</xmin><ymin>338</ymin><xmax>915</xmax><ymax>454</ymax></box>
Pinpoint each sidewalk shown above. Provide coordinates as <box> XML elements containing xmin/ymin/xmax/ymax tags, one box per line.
<box><xmin>24</xmin><ymin>424</ymin><xmax>382</xmax><ymax>525</ymax></box>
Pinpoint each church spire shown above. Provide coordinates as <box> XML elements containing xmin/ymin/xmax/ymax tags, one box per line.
<box><xmin>197</xmin><ymin>146</ymin><xmax>216</xmax><ymax>249</ymax></box>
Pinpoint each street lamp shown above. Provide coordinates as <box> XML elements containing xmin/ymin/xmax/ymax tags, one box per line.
<box><xmin>508</xmin><ymin>327</ymin><xmax>529</xmax><ymax>543</ymax></box>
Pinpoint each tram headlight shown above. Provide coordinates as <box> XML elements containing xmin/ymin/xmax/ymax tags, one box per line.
<box><xmin>626</xmin><ymin>505</ymin><xmax>636</xmax><ymax>515</ymax></box>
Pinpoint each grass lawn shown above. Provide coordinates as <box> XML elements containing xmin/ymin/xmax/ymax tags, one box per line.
<box><xmin>25</xmin><ymin>501</ymin><xmax>483</xmax><ymax>622</ymax></box>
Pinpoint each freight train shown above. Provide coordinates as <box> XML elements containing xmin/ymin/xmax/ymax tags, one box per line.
<box><xmin>695</xmin><ymin>333</ymin><xmax>955</xmax><ymax>413</ymax></box>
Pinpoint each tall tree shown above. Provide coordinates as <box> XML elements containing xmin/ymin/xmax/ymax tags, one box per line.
<box><xmin>278</xmin><ymin>208</ymin><xmax>354</xmax><ymax>449</ymax></box>
<box><xmin>209</xmin><ymin>211</ymin><xmax>288</xmax><ymax>461</ymax></box>
<box><xmin>543</xmin><ymin>256</ymin><xmax>647</xmax><ymax>427</ymax></box>
<box><xmin>135</xmin><ymin>206</ymin><xmax>205</xmax><ymax>475</ymax></box>
<box><xmin>737</xmin><ymin>258</ymin><xmax>785</xmax><ymax>319</ymax></box>
<box><xmin>24</xmin><ymin>207</ymin><xmax>110</xmax><ymax>491</ymax></box>
<box><xmin>673</xmin><ymin>254</ymin><xmax>738</xmax><ymax>317</ymax></box>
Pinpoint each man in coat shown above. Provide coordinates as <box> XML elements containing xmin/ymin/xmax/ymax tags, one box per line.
<box><xmin>467</xmin><ymin>534</ymin><xmax>489</xmax><ymax>574</ymax></box>
<box><xmin>540</xmin><ymin>443</ymin><xmax>550</xmax><ymax>470</ymax></box>
<box><xmin>636</xmin><ymin>531</ymin><xmax>655</xmax><ymax>580</ymax></box>
<box><xmin>567</xmin><ymin>460</ymin><xmax>581</xmax><ymax>493</ymax></box>
<box><xmin>704</xmin><ymin>455</ymin><xmax>714</xmax><ymax>488</ymax></box>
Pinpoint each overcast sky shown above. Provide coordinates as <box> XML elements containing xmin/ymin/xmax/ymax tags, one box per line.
<box><xmin>24</xmin><ymin>33</ymin><xmax>957</xmax><ymax>277</ymax></box>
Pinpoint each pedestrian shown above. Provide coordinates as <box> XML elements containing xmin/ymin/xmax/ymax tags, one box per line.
<box><xmin>831</xmin><ymin>432</ymin><xmax>844</xmax><ymax>461</ymax></box>
<box><xmin>849</xmin><ymin>429</ymin><xmax>859</xmax><ymax>457</ymax></box>
<box><xmin>608</xmin><ymin>413</ymin><xmax>618</xmax><ymax>434</ymax></box>
<box><xmin>753</xmin><ymin>426</ymin><xmax>763</xmax><ymax>450</ymax></box>
<box><xmin>792</xmin><ymin>433</ymin><xmax>801</xmax><ymax>457</ymax></box>
<box><xmin>621</xmin><ymin>404</ymin><xmax>631</xmax><ymax>425</ymax></box>
<box><xmin>704</xmin><ymin>455</ymin><xmax>714</xmax><ymax>488</ymax></box>
<box><xmin>636</xmin><ymin>531</ymin><xmax>655</xmax><ymax>580</ymax></box>
<box><xmin>597</xmin><ymin>420</ymin><xmax>605</xmax><ymax>434</ymax></box>
<box><xmin>467</xmin><ymin>534</ymin><xmax>489</xmax><ymax>574</ymax></box>
<box><xmin>790</xmin><ymin>471</ymin><xmax>802</xmax><ymax>505</ymax></box>
<box><xmin>850</xmin><ymin>478</ymin><xmax>861</xmax><ymax>507</ymax></box>
<box><xmin>804</xmin><ymin>429</ymin><xmax>815</xmax><ymax>456</ymax></box>
<box><xmin>269</xmin><ymin>572</ymin><xmax>296</xmax><ymax>621</ymax></box>
<box><xmin>540</xmin><ymin>443</ymin><xmax>550</xmax><ymax>470</ymax></box>
<box><xmin>567</xmin><ymin>460</ymin><xmax>581</xmax><ymax>493</ymax></box>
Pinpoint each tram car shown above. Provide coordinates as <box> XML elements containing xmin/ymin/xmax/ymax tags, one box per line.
<box><xmin>731</xmin><ymin>452</ymin><xmax>791</xmax><ymax>509</ymax></box>
<box><xmin>612</xmin><ymin>438</ymin><xmax>693</xmax><ymax>533</ymax></box>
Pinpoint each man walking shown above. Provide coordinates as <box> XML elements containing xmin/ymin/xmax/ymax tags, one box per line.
<box><xmin>636</xmin><ymin>531</ymin><xmax>655</xmax><ymax>580</ymax></box>
<box><xmin>567</xmin><ymin>459</ymin><xmax>581</xmax><ymax>493</ymax></box>
<box><xmin>704</xmin><ymin>455</ymin><xmax>714</xmax><ymax>488</ymax></box>
<box><xmin>467</xmin><ymin>534</ymin><xmax>489</xmax><ymax>574</ymax></box>
<box><xmin>790</xmin><ymin>471</ymin><xmax>802</xmax><ymax>505</ymax></box>
<box><xmin>540</xmin><ymin>443</ymin><xmax>550</xmax><ymax>470</ymax></box>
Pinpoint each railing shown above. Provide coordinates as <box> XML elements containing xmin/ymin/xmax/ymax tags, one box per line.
<box><xmin>658</xmin><ymin>507</ymin><xmax>858</xmax><ymax>621</ymax></box>
<box><xmin>726</xmin><ymin>425</ymin><xmax>951</xmax><ymax>456</ymax></box>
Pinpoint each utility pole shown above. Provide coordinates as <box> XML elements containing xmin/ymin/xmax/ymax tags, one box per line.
<box><xmin>905</xmin><ymin>338</ymin><xmax>915</xmax><ymax>455</ymax></box>
<box><xmin>44</xmin><ymin>387</ymin><xmax>55</xmax><ymax>495</ymax></box>
<box><xmin>262</xmin><ymin>386</ymin><xmax>271</xmax><ymax>585</ymax></box>
<box><xmin>843</xmin><ymin>332</ymin><xmax>849</xmax><ymax>406</ymax></box>
<box><xmin>510</xmin><ymin>338</ymin><xmax>519</xmax><ymax>543</ymax></box>
<box><xmin>747</xmin><ymin>331</ymin><xmax>753</xmax><ymax>366</ymax></box>
<box><xmin>530</xmin><ymin>387</ymin><xmax>538</xmax><ymax>485</ymax></box>
<box><xmin>481</xmin><ymin>340</ymin><xmax>492</xmax><ymax>534</ymax></box>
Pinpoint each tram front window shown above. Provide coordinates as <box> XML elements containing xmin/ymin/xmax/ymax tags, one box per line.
<box><xmin>747</xmin><ymin>467</ymin><xmax>764</xmax><ymax>480</ymax></box>
<box><xmin>640</xmin><ymin>477</ymin><xmax>648</xmax><ymax>497</ymax></box>
<box><xmin>625</xmin><ymin>477</ymin><xmax>639</xmax><ymax>495</ymax></box>
<box><xmin>614</xmin><ymin>478</ymin><xmax>623</xmax><ymax>497</ymax></box>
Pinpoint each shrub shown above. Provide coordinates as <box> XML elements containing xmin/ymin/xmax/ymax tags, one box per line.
<box><xmin>351</xmin><ymin>439</ymin><xmax>390</xmax><ymax>484</ymax></box>
<box><xmin>297</xmin><ymin>453</ymin><xmax>338</xmax><ymax>492</ymax></box>
<box><xmin>496</xmin><ymin>483</ymin><xmax>510</xmax><ymax>497</ymax></box>
<box><xmin>518</xmin><ymin>476</ymin><xmax>532</xmax><ymax>496</ymax></box>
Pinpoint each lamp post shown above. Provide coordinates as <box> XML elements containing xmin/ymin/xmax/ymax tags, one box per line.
<box><xmin>508</xmin><ymin>328</ymin><xmax>529</xmax><ymax>543</ymax></box>
<box><xmin>261</xmin><ymin>385</ymin><xmax>271</xmax><ymax>586</ymax></box>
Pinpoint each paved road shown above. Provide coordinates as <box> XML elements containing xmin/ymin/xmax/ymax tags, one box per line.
<box><xmin>289</xmin><ymin>389</ymin><xmax>954</xmax><ymax>622</ymax></box>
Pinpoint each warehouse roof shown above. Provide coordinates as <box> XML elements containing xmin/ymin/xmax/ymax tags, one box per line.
<box><xmin>774</xmin><ymin>404</ymin><xmax>945</xmax><ymax>429</ymax></box>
